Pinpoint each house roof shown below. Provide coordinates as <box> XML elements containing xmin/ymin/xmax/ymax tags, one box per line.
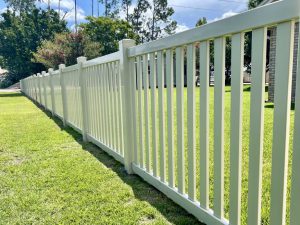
<box><xmin>258</xmin><ymin>0</ymin><xmax>279</xmax><ymax>6</ymax></box>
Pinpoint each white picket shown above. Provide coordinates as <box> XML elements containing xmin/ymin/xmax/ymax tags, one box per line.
<box><xmin>247</xmin><ymin>27</ymin><xmax>267</xmax><ymax>225</ymax></box>
<box><xmin>270</xmin><ymin>21</ymin><xmax>295</xmax><ymax>225</ymax></box>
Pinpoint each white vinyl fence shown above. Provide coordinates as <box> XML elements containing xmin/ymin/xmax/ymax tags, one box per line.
<box><xmin>21</xmin><ymin>0</ymin><xmax>300</xmax><ymax>224</ymax></box>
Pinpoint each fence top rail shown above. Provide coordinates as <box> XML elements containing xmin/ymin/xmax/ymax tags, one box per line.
<box><xmin>82</xmin><ymin>51</ymin><xmax>120</xmax><ymax>68</ymax></box>
<box><xmin>62</xmin><ymin>64</ymin><xmax>79</xmax><ymax>73</ymax></box>
<box><xmin>128</xmin><ymin>0</ymin><xmax>299</xmax><ymax>57</ymax></box>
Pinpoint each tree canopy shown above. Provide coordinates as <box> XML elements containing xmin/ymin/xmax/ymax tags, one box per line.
<box><xmin>0</xmin><ymin>8</ymin><xmax>67</xmax><ymax>86</ymax></box>
<box><xmin>81</xmin><ymin>16</ymin><xmax>137</xmax><ymax>55</ymax></box>
<box><xmin>248</xmin><ymin>0</ymin><xmax>265</xmax><ymax>9</ymax></box>
<box><xmin>33</xmin><ymin>32</ymin><xmax>102</xmax><ymax>69</ymax></box>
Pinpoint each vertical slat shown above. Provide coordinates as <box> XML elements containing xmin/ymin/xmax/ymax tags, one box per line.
<box><xmin>166</xmin><ymin>49</ymin><xmax>175</xmax><ymax>188</ymax></box>
<box><xmin>143</xmin><ymin>54</ymin><xmax>150</xmax><ymax>172</ymax></box>
<box><xmin>117</xmin><ymin>62</ymin><xmax>125</xmax><ymax>155</ymax></box>
<box><xmin>110</xmin><ymin>63</ymin><xmax>117</xmax><ymax>150</ymax></box>
<box><xmin>230</xmin><ymin>32</ymin><xmax>244</xmax><ymax>225</ymax></box>
<box><xmin>290</xmin><ymin>22</ymin><xmax>300</xmax><ymax>225</ymax></box>
<box><xmin>137</xmin><ymin>57</ymin><xmax>144</xmax><ymax>167</ymax></box>
<box><xmin>131</xmin><ymin>58</ymin><xmax>138</xmax><ymax>163</ymax></box>
<box><xmin>176</xmin><ymin>46</ymin><xmax>185</xmax><ymax>194</ymax></box>
<box><xmin>247</xmin><ymin>27</ymin><xmax>267</xmax><ymax>225</ymax></box>
<box><xmin>99</xmin><ymin>65</ymin><xmax>105</xmax><ymax>142</ymax></box>
<box><xmin>150</xmin><ymin>53</ymin><xmax>158</xmax><ymax>177</ymax></box>
<box><xmin>187</xmin><ymin>44</ymin><xmax>196</xmax><ymax>201</ymax></box>
<box><xmin>270</xmin><ymin>21</ymin><xmax>295</xmax><ymax>225</ymax></box>
<box><xmin>157</xmin><ymin>51</ymin><xmax>166</xmax><ymax>182</ymax></box>
<box><xmin>200</xmin><ymin>40</ymin><xmax>210</xmax><ymax>208</ymax></box>
<box><xmin>95</xmin><ymin>66</ymin><xmax>101</xmax><ymax>140</ymax></box>
<box><xmin>214</xmin><ymin>37</ymin><xmax>225</xmax><ymax>219</ymax></box>
<box><xmin>103</xmin><ymin>64</ymin><xmax>109</xmax><ymax>145</ymax></box>
<box><xmin>113</xmin><ymin>62</ymin><xmax>120</xmax><ymax>152</ymax></box>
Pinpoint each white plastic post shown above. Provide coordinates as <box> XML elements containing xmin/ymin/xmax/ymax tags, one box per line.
<box><xmin>119</xmin><ymin>39</ymin><xmax>135</xmax><ymax>174</ymax></box>
<box><xmin>78</xmin><ymin>56</ymin><xmax>88</xmax><ymax>142</ymax></box>
<box><xmin>59</xmin><ymin>64</ymin><xmax>67</xmax><ymax>127</ymax></box>
<box><xmin>49</xmin><ymin>68</ymin><xmax>55</xmax><ymax>116</ymax></box>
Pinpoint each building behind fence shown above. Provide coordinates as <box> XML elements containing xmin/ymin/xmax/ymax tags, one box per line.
<box><xmin>21</xmin><ymin>0</ymin><xmax>300</xmax><ymax>224</ymax></box>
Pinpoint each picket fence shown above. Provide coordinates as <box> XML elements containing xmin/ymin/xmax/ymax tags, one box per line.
<box><xmin>20</xmin><ymin>0</ymin><xmax>300</xmax><ymax>224</ymax></box>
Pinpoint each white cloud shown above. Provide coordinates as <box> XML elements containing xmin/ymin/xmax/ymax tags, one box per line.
<box><xmin>175</xmin><ymin>23</ymin><xmax>189</xmax><ymax>33</ymax></box>
<box><xmin>209</xmin><ymin>10</ymin><xmax>239</xmax><ymax>23</ymax></box>
<box><xmin>37</xmin><ymin>0</ymin><xmax>86</xmax><ymax>23</ymax></box>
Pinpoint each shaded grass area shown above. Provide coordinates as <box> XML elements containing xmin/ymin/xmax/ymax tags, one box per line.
<box><xmin>0</xmin><ymin>92</ymin><xmax>202</xmax><ymax>225</ymax></box>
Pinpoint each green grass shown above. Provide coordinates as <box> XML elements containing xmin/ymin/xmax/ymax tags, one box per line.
<box><xmin>0</xmin><ymin>86</ymin><xmax>295</xmax><ymax>225</ymax></box>
<box><xmin>0</xmin><ymin>92</ymin><xmax>202</xmax><ymax>225</ymax></box>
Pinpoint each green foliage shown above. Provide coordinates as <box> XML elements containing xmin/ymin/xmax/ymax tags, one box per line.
<box><xmin>4</xmin><ymin>0</ymin><xmax>35</xmax><ymax>12</ymax></box>
<box><xmin>248</xmin><ymin>0</ymin><xmax>265</xmax><ymax>9</ymax></box>
<box><xmin>33</xmin><ymin>32</ymin><xmax>102</xmax><ymax>69</ymax></box>
<box><xmin>0</xmin><ymin>8</ymin><xmax>67</xmax><ymax>87</ymax></box>
<box><xmin>195</xmin><ymin>17</ymin><xmax>207</xmax><ymax>27</ymax></box>
<box><xmin>81</xmin><ymin>17</ymin><xmax>137</xmax><ymax>55</ymax></box>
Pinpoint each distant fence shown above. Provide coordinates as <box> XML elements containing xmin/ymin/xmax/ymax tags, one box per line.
<box><xmin>21</xmin><ymin>0</ymin><xmax>300</xmax><ymax>224</ymax></box>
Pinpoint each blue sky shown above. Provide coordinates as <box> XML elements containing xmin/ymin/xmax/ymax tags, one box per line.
<box><xmin>0</xmin><ymin>0</ymin><xmax>248</xmax><ymax>32</ymax></box>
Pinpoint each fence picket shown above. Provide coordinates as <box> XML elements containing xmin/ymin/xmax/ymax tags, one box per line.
<box><xmin>143</xmin><ymin>54</ymin><xmax>151</xmax><ymax>172</ymax></box>
<box><xmin>187</xmin><ymin>43</ymin><xmax>196</xmax><ymax>201</ymax></box>
<box><xmin>131</xmin><ymin>58</ymin><xmax>138</xmax><ymax>164</ymax></box>
<box><xmin>247</xmin><ymin>27</ymin><xmax>267</xmax><ymax>225</ymax></box>
<box><xmin>199</xmin><ymin>41</ymin><xmax>210</xmax><ymax>209</ymax></box>
<box><xmin>150</xmin><ymin>53</ymin><xmax>158</xmax><ymax>177</ymax></box>
<box><xmin>137</xmin><ymin>56</ymin><xmax>145</xmax><ymax>168</ymax></box>
<box><xmin>230</xmin><ymin>32</ymin><xmax>244</xmax><ymax>225</ymax></box>
<box><xmin>270</xmin><ymin>21</ymin><xmax>295</xmax><ymax>225</ymax></box>
<box><xmin>214</xmin><ymin>37</ymin><xmax>225</xmax><ymax>219</ymax></box>
<box><xmin>166</xmin><ymin>49</ymin><xmax>175</xmax><ymax>188</ymax></box>
<box><xmin>176</xmin><ymin>46</ymin><xmax>185</xmax><ymax>194</ymax></box>
<box><xmin>290</xmin><ymin>23</ymin><xmax>300</xmax><ymax>225</ymax></box>
<box><xmin>157</xmin><ymin>51</ymin><xmax>166</xmax><ymax>182</ymax></box>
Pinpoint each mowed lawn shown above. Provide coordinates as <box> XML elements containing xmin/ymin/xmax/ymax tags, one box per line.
<box><xmin>0</xmin><ymin>92</ymin><xmax>201</xmax><ymax>225</ymax></box>
<box><xmin>0</xmin><ymin>86</ymin><xmax>296</xmax><ymax>225</ymax></box>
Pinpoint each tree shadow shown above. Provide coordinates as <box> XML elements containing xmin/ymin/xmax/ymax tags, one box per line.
<box><xmin>29</xmin><ymin>99</ymin><xmax>204</xmax><ymax>225</ymax></box>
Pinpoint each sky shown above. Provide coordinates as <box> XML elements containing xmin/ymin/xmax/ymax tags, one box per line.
<box><xmin>0</xmin><ymin>0</ymin><xmax>249</xmax><ymax>33</ymax></box>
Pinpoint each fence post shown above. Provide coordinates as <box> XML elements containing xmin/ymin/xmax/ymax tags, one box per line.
<box><xmin>119</xmin><ymin>39</ymin><xmax>135</xmax><ymax>174</ymax></box>
<box><xmin>42</xmin><ymin>71</ymin><xmax>47</xmax><ymax>109</ymax></box>
<box><xmin>59</xmin><ymin>64</ymin><xmax>68</xmax><ymax>127</ymax></box>
<box><xmin>78</xmin><ymin>56</ymin><xmax>88</xmax><ymax>142</ymax></box>
<box><xmin>49</xmin><ymin>68</ymin><xmax>55</xmax><ymax>116</ymax></box>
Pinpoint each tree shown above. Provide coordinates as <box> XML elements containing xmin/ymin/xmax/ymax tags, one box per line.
<box><xmin>129</xmin><ymin>0</ymin><xmax>150</xmax><ymax>43</ymax></box>
<box><xmin>99</xmin><ymin>0</ymin><xmax>119</xmax><ymax>18</ymax></box>
<box><xmin>248</xmin><ymin>0</ymin><xmax>264</xmax><ymax>9</ymax></box>
<box><xmin>122</xmin><ymin>0</ymin><xmax>132</xmax><ymax>22</ymax></box>
<box><xmin>4</xmin><ymin>0</ymin><xmax>35</xmax><ymax>12</ymax></box>
<box><xmin>195</xmin><ymin>17</ymin><xmax>207</xmax><ymax>27</ymax></box>
<box><xmin>81</xmin><ymin>16</ymin><xmax>137</xmax><ymax>55</ymax></box>
<box><xmin>0</xmin><ymin>8</ymin><xmax>67</xmax><ymax>86</ymax></box>
<box><xmin>33</xmin><ymin>32</ymin><xmax>102</xmax><ymax>69</ymax></box>
<box><xmin>145</xmin><ymin>0</ymin><xmax>177</xmax><ymax>41</ymax></box>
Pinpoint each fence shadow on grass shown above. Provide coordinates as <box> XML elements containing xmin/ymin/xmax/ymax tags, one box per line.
<box><xmin>29</xmin><ymin>98</ymin><xmax>204</xmax><ymax>225</ymax></box>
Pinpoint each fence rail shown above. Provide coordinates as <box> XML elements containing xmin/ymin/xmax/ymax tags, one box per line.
<box><xmin>20</xmin><ymin>0</ymin><xmax>300</xmax><ymax>224</ymax></box>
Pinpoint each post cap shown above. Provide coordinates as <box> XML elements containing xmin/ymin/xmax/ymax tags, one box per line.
<box><xmin>48</xmin><ymin>68</ymin><xmax>54</xmax><ymax>73</ymax></box>
<box><xmin>77</xmin><ymin>56</ymin><xmax>87</xmax><ymax>64</ymax></box>
<box><xmin>59</xmin><ymin>64</ymin><xmax>66</xmax><ymax>70</ymax></box>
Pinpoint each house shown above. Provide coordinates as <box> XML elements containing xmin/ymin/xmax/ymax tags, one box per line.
<box><xmin>259</xmin><ymin>0</ymin><xmax>299</xmax><ymax>103</ymax></box>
